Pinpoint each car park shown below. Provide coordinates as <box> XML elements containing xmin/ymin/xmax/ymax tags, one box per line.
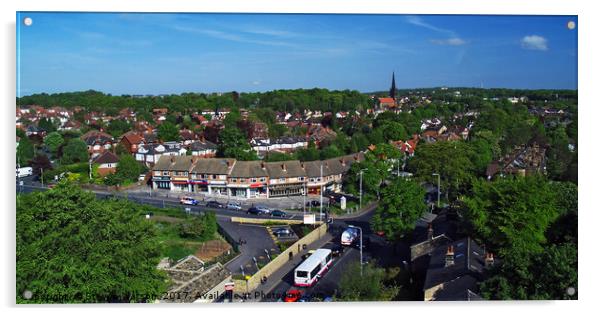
<box><xmin>179</xmin><ymin>196</ymin><xmax>199</xmax><ymax>205</ymax></box>
<box><xmin>206</xmin><ymin>201</ymin><xmax>224</xmax><ymax>208</ymax></box>
<box><xmin>226</xmin><ymin>202</ymin><xmax>242</xmax><ymax>210</ymax></box>
<box><xmin>270</xmin><ymin>210</ymin><xmax>287</xmax><ymax>217</ymax></box>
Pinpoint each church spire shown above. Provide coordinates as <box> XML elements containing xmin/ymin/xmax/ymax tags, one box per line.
<box><xmin>389</xmin><ymin>71</ymin><xmax>397</xmax><ymax>99</ymax></box>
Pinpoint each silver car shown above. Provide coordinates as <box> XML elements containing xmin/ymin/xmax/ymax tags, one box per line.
<box><xmin>227</xmin><ymin>202</ymin><xmax>242</xmax><ymax>210</ymax></box>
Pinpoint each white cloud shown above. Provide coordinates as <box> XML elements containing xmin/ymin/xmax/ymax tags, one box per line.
<box><xmin>521</xmin><ymin>35</ymin><xmax>548</xmax><ymax>51</ymax></box>
<box><xmin>405</xmin><ymin>16</ymin><xmax>457</xmax><ymax>37</ymax></box>
<box><xmin>252</xmin><ymin>80</ymin><xmax>261</xmax><ymax>85</ymax></box>
<box><xmin>430</xmin><ymin>37</ymin><xmax>467</xmax><ymax>46</ymax></box>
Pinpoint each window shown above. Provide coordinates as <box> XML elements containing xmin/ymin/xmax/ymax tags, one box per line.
<box><xmin>280</xmin><ymin>178</ymin><xmax>285</xmax><ymax>183</ymax></box>
<box><xmin>163</xmin><ymin>171</ymin><xmax>169</xmax><ymax>176</ymax></box>
<box><xmin>260</xmin><ymin>177</ymin><xmax>266</xmax><ymax>182</ymax></box>
<box><xmin>251</xmin><ymin>178</ymin><xmax>257</xmax><ymax>183</ymax></box>
<box><xmin>299</xmin><ymin>177</ymin><xmax>305</xmax><ymax>181</ymax></box>
<box><xmin>232</xmin><ymin>178</ymin><xmax>237</xmax><ymax>183</ymax></box>
<box><xmin>310</xmin><ymin>265</ymin><xmax>321</xmax><ymax>279</ymax></box>
<box><xmin>296</xmin><ymin>271</ymin><xmax>308</xmax><ymax>278</ymax></box>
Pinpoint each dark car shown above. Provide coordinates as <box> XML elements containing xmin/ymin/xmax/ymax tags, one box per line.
<box><xmin>206</xmin><ymin>201</ymin><xmax>224</xmax><ymax>208</ymax></box>
<box><xmin>272</xmin><ymin>227</ymin><xmax>292</xmax><ymax>237</ymax></box>
<box><xmin>247</xmin><ymin>206</ymin><xmax>266</xmax><ymax>215</ymax></box>
<box><xmin>330</xmin><ymin>244</ymin><xmax>345</xmax><ymax>257</ymax></box>
<box><xmin>271</xmin><ymin>210</ymin><xmax>287</xmax><ymax>217</ymax></box>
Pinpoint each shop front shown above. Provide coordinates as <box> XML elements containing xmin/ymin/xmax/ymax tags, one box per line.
<box><xmin>268</xmin><ymin>183</ymin><xmax>304</xmax><ymax>198</ymax></box>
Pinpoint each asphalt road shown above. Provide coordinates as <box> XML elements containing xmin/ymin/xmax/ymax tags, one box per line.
<box><xmin>261</xmin><ymin>241</ymin><xmax>360</xmax><ymax>302</ymax></box>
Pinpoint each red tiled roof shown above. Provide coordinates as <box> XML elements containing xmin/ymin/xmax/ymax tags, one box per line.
<box><xmin>378</xmin><ymin>97</ymin><xmax>395</xmax><ymax>104</ymax></box>
<box><xmin>122</xmin><ymin>132</ymin><xmax>143</xmax><ymax>144</ymax></box>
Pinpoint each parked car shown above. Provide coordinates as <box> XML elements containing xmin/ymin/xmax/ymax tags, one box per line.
<box><xmin>270</xmin><ymin>209</ymin><xmax>287</xmax><ymax>217</ymax></box>
<box><xmin>272</xmin><ymin>227</ymin><xmax>292</xmax><ymax>237</ymax></box>
<box><xmin>255</xmin><ymin>205</ymin><xmax>271</xmax><ymax>214</ymax></box>
<box><xmin>180</xmin><ymin>197</ymin><xmax>199</xmax><ymax>205</ymax></box>
<box><xmin>284</xmin><ymin>289</ymin><xmax>303</xmax><ymax>302</ymax></box>
<box><xmin>247</xmin><ymin>206</ymin><xmax>267</xmax><ymax>215</ymax></box>
<box><xmin>206</xmin><ymin>201</ymin><xmax>224</xmax><ymax>208</ymax></box>
<box><xmin>226</xmin><ymin>202</ymin><xmax>242</xmax><ymax>210</ymax></box>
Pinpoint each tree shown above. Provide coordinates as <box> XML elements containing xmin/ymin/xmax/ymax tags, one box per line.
<box><xmin>17</xmin><ymin>136</ymin><xmax>34</xmax><ymax>166</ymax></box>
<box><xmin>480</xmin><ymin>243</ymin><xmax>577</xmax><ymax>300</ymax></box>
<box><xmin>115</xmin><ymin>154</ymin><xmax>143</xmax><ymax>182</ymax></box>
<box><xmin>408</xmin><ymin>141</ymin><xmax>476</xmax><ymax>200</ymax></box>
<box><xmin>377</xmin><ymin>121</ymin><xmax>408</xmax><ymax>142</ymax></box>
<box><xmin>16</xmin><ymin>183</ymin><xmax>167</xmax><ymax>303</ymax></box>
<box><xmin>337</xmin><ymin>262</ymin><xmax>399</xmax><ymax>301</ymax></box>
<box><xmin>177</xmin><ymin>212</ymin><xmax>217</xmax><ymax>241</ymax></box>
<box><xmin>371</xmin><ymin>179</ymin><xmax>426</xmax><ymax>240</ymax></box>
<box><xmin>61</xmin><ymin>138</ymin><xmax>89</xmax><ymax>165</ymax></box>
<box><xmin>30</xmin><ymin>154</ymin><xmax>53</xmax><ymax>178</ymax></box>
<box><xmin>462</xmin><ymin>176</ymin><xmax>560</xmax><ymax>260</ymax></box>
<box><xmin>320</xmin><ymin>145</ymin><xmax>344</xmax><ymax>160</ymax></box>
<box><xmin>43</xmin><ymin>132</ymin><xmax>64</xmax><ymax>154</ymax></box>
<box><xmin>295</xmin><ymin>141</ymin><xmax>320</xmax><ymax>161</ymax></box>
<box><xmin>38</xmin><ymin>117</ymin><xmax>57</xmax><ymax>133</ymax></box>
<box><xmin>219</xmin><ymin>127</ymin><xmax>258</xmax><ymax>161</ymax></box>
<box><xmin>106</xmin><ymin>120</ymin><xmax>132</xmax><ymax>138</ymax></box>
<box><xmin>157</xmin><ymin>122</ymin><xmax>180</xmax><ymax>142</ymax></box>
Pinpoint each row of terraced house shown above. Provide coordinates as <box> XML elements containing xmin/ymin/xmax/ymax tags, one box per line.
<box><xmin>151</xmin><ymin>153</ymin><xmax>364</xmax><ymax>199</ymax></box>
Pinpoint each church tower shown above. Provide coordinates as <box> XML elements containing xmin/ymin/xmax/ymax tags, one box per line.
<box><xmin>389</xmin><ymin>72</ymin><xmax>397</xmax><ymax>100</ymax></box>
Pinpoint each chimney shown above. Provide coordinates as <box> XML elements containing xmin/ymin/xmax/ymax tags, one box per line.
<box><xmin>339</xmin><ymin>158</ymin><xmax>345</xmax><ymax>166</ymax></box>
<box><xmin>281</xmin><ymin>163</ymin><xmax>287</xmax><ymax>172</ymax></box>
<box><xmin>485</xmin><ymin>253</ymin><xmax>495</xmax><ymax>267</ymax></box>
<box><xmin>261</xmin><ymin>162</ymin><xmax>265</xmax><ymax>169</ymax></box>
<box><xmin>170</xmin><ymin>157</ymin><xmax>175</xmax><ymax>163</ymax></box>
<box><xmin>301</xmin><ymin>163</ymin><xmax>305</xmax><ymax>170</ymax></box>
<box><xmin>427</xmin><ymin>223</ymin><xmax>434</xmax><ymax>240</ymax></box>
<box><xmin>354</xmin><ymin>154</ymin><xmax>359</xmax><ymax>161</ymax></box>
<box><xmin>226</xmin><ymin>160</ymin><xmax>231</xmax><ymax>168</ymax></box>
<box><xmin>445</xmin><ymin>246</ymin><xmax>455</xmax><ymax>267</ymax></box>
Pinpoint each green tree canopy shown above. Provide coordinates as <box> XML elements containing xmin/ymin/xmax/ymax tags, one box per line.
<box><xmin>43</xmin><ymin>131</ymin><xmax>64</xmax><ymax>154</ymax></box>
<box><xmin>16</xmin><ymin>183</ymin><xmax>167</xmax><ymax>303</ymax></box>
<box><xmin>106</xmin><ymin>120</ymin><xmax>132</xmax><ymax>138</ymax></box>
<box><xmin>61</xmin><ymin>138</ymin><xmax>89</xmax><ymax>165</ymax></box>
<box><xmin>462</xmin><ymin>176</ymin><xmax>560</xmax><ymax>260</ymax></box>
<box><xmin>157</xmin><ymin>122</ymin><xmax>180</xmax><ymax>142</ymax></box>
<box><xmin>371</xmin><ymin>179</ymin><xmax>426</xmax><ymax>240</ymax></box>
<box><xmin>17</xmin><ymin>136</ymin><xmax>35</xmax><ymax>166</ymax></box>
<box><xmin>408</xmin><ymin>141</ymin><xmax>476</xmax><ymax>199</ymax></box>
<box><xmin>219</xmin><ymin>127</ymin><xmax>258</xmax><ymax>161</ymax></box>
<box><xmin>337</xmin><ymin>262</ymin><xmax>399</xmax><ymax>301</ymax></box>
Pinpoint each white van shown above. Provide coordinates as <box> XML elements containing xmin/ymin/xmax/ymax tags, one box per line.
<box><xmin>16</xmin><ymin>167</ymin><xmax>33</xmax><ymax>178</ymax></box>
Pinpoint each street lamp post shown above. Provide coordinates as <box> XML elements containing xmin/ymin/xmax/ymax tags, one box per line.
<box><xmin>432</xmin><ymin>173</ymin><xmax>440</xmax><ymax>209</ymax></box>
<box><xmin>349</xmin><ymin>225</ymin><xmax>363</xmax><ymax>276</ymax></box>
<box><xmin>359</xmin><ymin>168</ymin><xmax>368</xmax><ymax>210</ymax></box>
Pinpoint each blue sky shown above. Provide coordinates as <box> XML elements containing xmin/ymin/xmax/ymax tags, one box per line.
<box><xmin>16</xmin><ymin>13</ymin><xmax>577</xmax><ymax>96</ymax></box>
